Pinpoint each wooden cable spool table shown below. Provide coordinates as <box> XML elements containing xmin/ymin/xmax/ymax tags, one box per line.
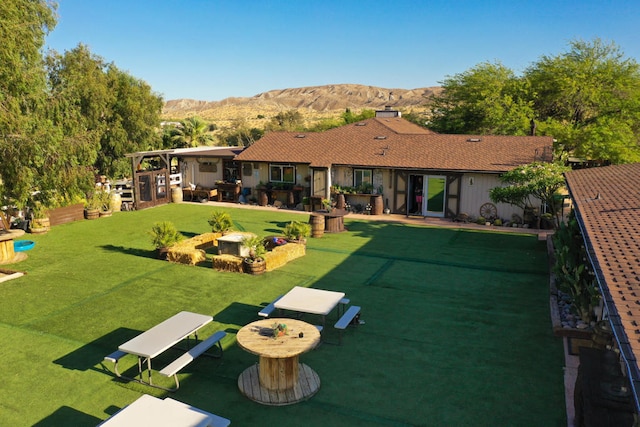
<box><xmin>236</xmin><ymin>318</ymin><xmax>321</xmax><ymax>405</ymax></box>
<box><xmin>0</xmin><ymin>230</ymin><xmax>27</xmax><ymax>264</ymax></box>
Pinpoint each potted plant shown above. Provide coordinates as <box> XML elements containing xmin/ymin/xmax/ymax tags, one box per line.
<box><xmin>149</xmin><ymin>221</ymin><xmax>184</xmax><ymax>259</ymax></box>
<box><xmin>98</xmin><ymin>190</ymin><xmax>113</xmax><ymax>217</ymax></box>
<box><xmin>29</xmin><ymin>202</ymin><xmax>50</xmax><ymax>234</ymax></box>
<box><xmin>207</xmin><ymin>210</ymin><xmax>233</xmax><ymax>234</ymax></box>
<box><xmin>283</xmin><ymin>220</ymin><xmax>311</xmax><ymax>244</ymax></box>
<box><xmin>242</xmin><ymin>234</ymin><xmax>267</xmax><ymax>275</ymax></box>
<box><xmin>84</xmin><ymin>192</ymin><xmax>102</xmax><ymax>220</ymax></box>
<box><xmin>540</xmin><ymin>213</ymin><xmax>555</xmax><ymax>230</ymax></box>
<box><xmin>321</xmin><ymin>198</ymin><xmax>332</xmax><ymax>212</ymax></box>
<box><xmin>302</xmin><ymin>197</ymin><xmax>311</xmax><ymax>212</ymax></box>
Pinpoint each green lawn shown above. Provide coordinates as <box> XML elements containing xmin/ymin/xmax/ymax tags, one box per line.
<box><xmin>0</xmin><ymin>204</ymin><xmax>566</xmax><ymax>426</ymax></box>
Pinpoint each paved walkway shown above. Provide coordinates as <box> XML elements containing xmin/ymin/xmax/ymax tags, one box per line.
<box><xmin>196</xmin><ymin>200</ymin><xmax>554</xmax><ymax>239</ymax></box>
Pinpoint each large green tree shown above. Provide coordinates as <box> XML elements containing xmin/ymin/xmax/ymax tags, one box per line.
<box><xmin>428</xmin><ymin>62</ymin><xmax>534</xmax><ymax>135</ymax></box>
<box><xmin>525</xmin><ymin>39</ymin><xmax>640</xmax><ymax>163</ymax></box>
<box><xmin>46</xmin><ymin>45</ymin><xmax>163</xmax><ymax>179</ymax></box>
<box><xmin>429</xmin><ymin>39</ymin><xmax>640</xmax><ymax>164</ymax></box>
<box><xmin>100</xmin><ymin>64</ymin><xmax>163</xmax><ymax>176</ymax></box>
<box><xmin>0</xmin><ymin>0</ymin><xmax>59</xmax><ymax>208</ymax></box>
<box><xmin>1</xmin><ymin>1</ymin><xmax>165</xmax><ymax>210</ymax></box>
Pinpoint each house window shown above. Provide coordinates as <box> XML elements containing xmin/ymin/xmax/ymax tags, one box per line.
<box><xmin>270</xmin><ymin>164</ymin><xmax>295</xmax><ymax>183</ymax></box>
<box><xmin>354</xmin><ymin>169</ymin><xmax>372</xmax><ymax>188</ymax></box>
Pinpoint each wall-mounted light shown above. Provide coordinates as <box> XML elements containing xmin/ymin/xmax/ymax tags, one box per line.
<box><xmin>469</xmin><ymin>177</ymin><xmax>474</xmax><ymax>186</ymax></box>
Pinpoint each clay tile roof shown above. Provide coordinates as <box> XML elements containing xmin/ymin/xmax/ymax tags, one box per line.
<box><xmin>236</xmin><ymin>118</ymin><xmax>553</xmax><ymax>172</ymax></box>
<box><xmin>565</xmin><ymin>163</ymin><xmax>640</xmax><ymax>380</ymax></box>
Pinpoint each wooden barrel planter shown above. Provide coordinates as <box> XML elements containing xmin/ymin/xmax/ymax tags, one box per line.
<box><xmin>244</xmin><ymin>258</ymin><xmax>266</xmax><ymax>275</ymax></box>
<box><xmin>259</xmin><ymin>191</ymin><xmax>269</xmax><ymax>206</ymax></box>
<box><xmin>84</xmin><ymin>208</ymin><xmax>99</xmax><ymax>220</ymax></box>
<box><xmin>309</xmin><ymin>214</ymin><xmax>325</xmax><ymax>238</ymax></box>
<box><xmin>370</xmin><ymin>194</ymin><xmax>383</xmax><ymax>215</ymax></box>
<box><xmin>29</xmin><ymin>217</ymin><xmax>50</xmax><ymax>234</ymax></box>
<box><xmin>171</xmin><ymin>187</ymin><xmax>183</xmax><ymax>204</ymax></box>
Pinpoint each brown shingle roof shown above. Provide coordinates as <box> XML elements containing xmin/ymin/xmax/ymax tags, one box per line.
<box><xmin>235</xmin><ymin>118</ymin><xmax>553</xmax><ymax>172</ymax></box>
<box><xmin>565</xmin><ymin>163</ymin><xmax>640</xmax><ymax>393</ymax></box>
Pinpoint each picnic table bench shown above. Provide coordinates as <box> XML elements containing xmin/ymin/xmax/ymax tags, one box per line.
<box><xmin>159</xmin><ymin>331</ymin><xmax>226</xmax><ymax>390</ymax></box>
<box><xmin>105</xmin><ymin>331</ymin><xmax>226</xmax><ymax>392</ymax></box>
<box><xmin>334</xmin><ymin>305</ymin><xmax>361</xmax><ymax>345</ymax></box>
<box><xmin>103</xmin><ymin>311</ymin><xmax>222</xmax><ymax>392</ymax></box>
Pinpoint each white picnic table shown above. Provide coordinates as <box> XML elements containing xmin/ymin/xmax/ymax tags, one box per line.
<box><xmin>98</xmin><ymin>394</ymin><xmax>230</xmax><ymax>427</ymax></box>
<box><xmin>118</xmin><ymin>311</ymin><xmax>212</xmax><ymax>386</ymax></box>
<box><xmin>274</xmin><ymin>286</ymin><xmax>345</xmax><ymax>323</ymax></box>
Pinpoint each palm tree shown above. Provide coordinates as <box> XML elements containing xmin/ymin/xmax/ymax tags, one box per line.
<box><xmin>170</xmin><ymin>116</ymin><xmax>213</xmax><ymax>147</ymax></box>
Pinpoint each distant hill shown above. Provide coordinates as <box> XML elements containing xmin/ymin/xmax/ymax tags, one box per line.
<box><xmin>162</xmin><ymin>84</ymin><xmax>441</xmax><ymax>128</ymax></box>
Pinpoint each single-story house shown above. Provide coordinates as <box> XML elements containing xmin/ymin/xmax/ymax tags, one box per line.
<box><xmin>234</xmin><ymin>109</ymin><xmax>554</xmax><ymax>220</ymax></box>
<box><xmin>126</xmin><ymin>109</ymin><xmax>552</xmax><ymax>219</ymax></box>
<box><xmin>565</xmin><ymin>163</ymin><xmax>640</xmax><ymax>418</ymax></box>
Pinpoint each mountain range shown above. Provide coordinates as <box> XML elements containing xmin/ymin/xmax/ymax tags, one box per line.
<box><xmin>162</xmin><ymin>84</ymin><xmax>441</xmax><ymax>127</ymax></box>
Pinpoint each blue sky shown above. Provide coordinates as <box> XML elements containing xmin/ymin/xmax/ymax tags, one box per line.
<box><xmin>45</xmin><ymin>0</ymin><xmax>640</xmax><ymax>102</ymax></box>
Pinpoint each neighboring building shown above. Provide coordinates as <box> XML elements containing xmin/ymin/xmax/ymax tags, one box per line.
<box><xmin>235</xmin><ymin>109</ymin><xmax>554</xmax><ymax>220</ymax></box>
<box><xmin>565</xmin><ymin>163</ymin><xmax>640</xmax><ymax>416</ymax></box>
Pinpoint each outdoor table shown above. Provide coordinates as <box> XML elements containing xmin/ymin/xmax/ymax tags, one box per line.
<box><xmin>118</xmin><ymin>311</ymin><xmax>212</xmax><ymax>388</ymax></box>
<box><xmin>0</xmin><ymin>229</ymin><xmax>26</xmax><ymax>264</ymax></box>
<box><xmin>98</xmin><ymin>394</ymin><xmax>228</xmax><ymax>427</ymax></box>
<box><xmin>236</xmin><ymin>318</ymin><xmax>321</xmax><ymax>406</ymax></box>
<box><xmin>275</xmin><ymin>286</ymin><xmax>345</xmax><ymax>324</ymax></box>
<box><xmin>311</xmin><ymin>209</ymin><xmax>348</xmax><ymax>233</ymax></box>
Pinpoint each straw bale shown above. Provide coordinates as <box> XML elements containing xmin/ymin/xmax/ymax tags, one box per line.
<box><xmin>212</xmin><ymin>254</ymin><xmax>244</xmax><ymax>272</ymax></box>
<box><xmin>265</xmin><ymin>242</ymin><xmax>305</xmax><ymax>271</ymax></box>
<box><xmin>191</xmin><ymin>232</ymin><xmax>220</xmax><ymax>249</ymax></box>
<box><xmin>166</xmin><ymin>248</ymin><xmax>206</xmax><ymax>265</ymax></box>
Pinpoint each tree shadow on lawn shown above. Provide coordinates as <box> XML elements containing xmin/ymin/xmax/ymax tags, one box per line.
<box><xmin>53</xmin><ymin>327</ymin><xmax>142</xmax><ymax>373</ymax></box>
<box><xmin>53</xmin><ymin>302</ymin><xmax>258</xmax><ymax>375</ymax></box>
<box><xmin>100</xmin><ymin>244</ymin><xmax>158</xmax><ymax>260</ymax></box>
<box><xmin>32</xmin><ymin>405</ymin><xmax>102</xmax><ymax>427</ymax></box>
<box><xmin>209</xmin><ymin>301</ymin><xmax>260</xmax><ymax>327</ymax></box>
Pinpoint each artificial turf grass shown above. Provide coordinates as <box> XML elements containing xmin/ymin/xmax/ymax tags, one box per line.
<box><xmin>0</xmin><ymin>204</ymin><xmax>565</xmax><ymax>426</ymax></box>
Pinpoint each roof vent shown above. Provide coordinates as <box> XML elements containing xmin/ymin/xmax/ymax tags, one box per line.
<box><xmin>467</xmin><ymin>138</ymin><xmax>482</xmax><ymax>142</ymax></box>
<box><xmin>295</xmin><ymin>134</ymin><xmax>306</xmax><ymax>138</ymax></box>
<box><xmin>374</xmin><ymin>136</ymin><xmax>387</xmax><ymax>140</ymax></box>
<box><xmin>355</xmin><ymin>122</ymin><xmax>367</xmax><ymax>126</ymax></box>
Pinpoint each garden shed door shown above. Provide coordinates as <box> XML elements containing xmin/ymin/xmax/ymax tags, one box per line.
<box><xmin>135</xmin><ymin>169</ymin><xmax>170</xmax><ymax>210</ymax></box>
